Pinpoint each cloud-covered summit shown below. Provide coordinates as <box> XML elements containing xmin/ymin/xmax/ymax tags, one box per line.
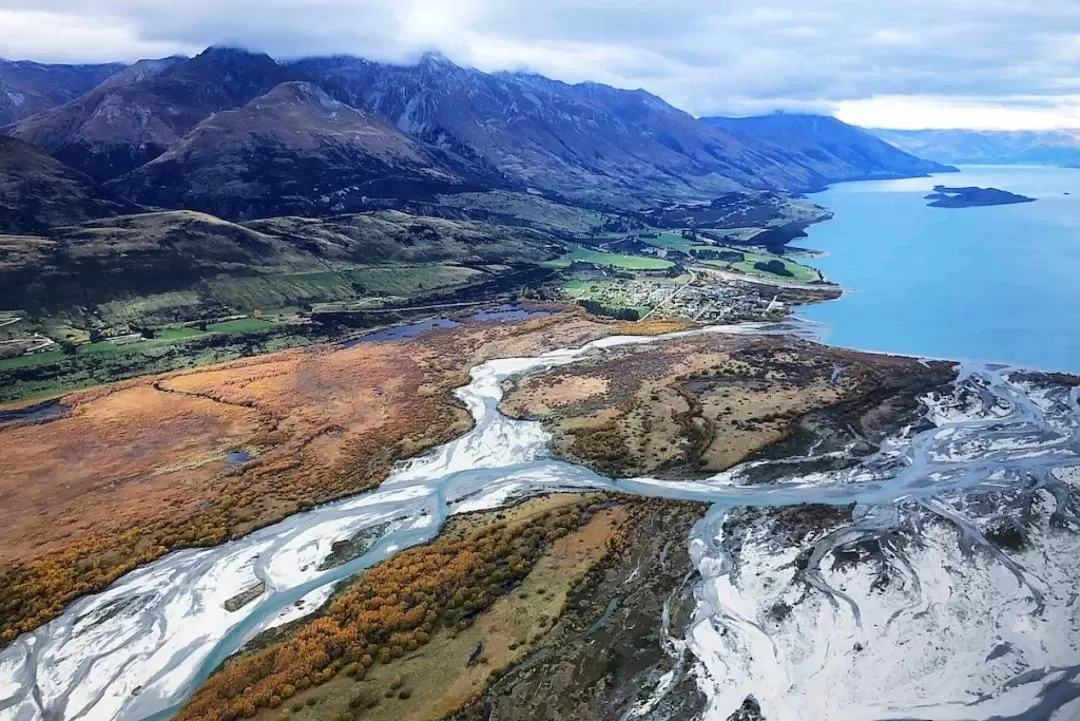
<box><xmin>2</xmin><ymin>0</ymin><xmax>1079</xmax><ymax>129</ymax></box>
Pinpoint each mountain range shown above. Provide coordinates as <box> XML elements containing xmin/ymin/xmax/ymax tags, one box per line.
<box><xmin>111</xmin><ymin>81</ymin><xmax>471</xmax><ymax>219</ymax></box>
<box><xmin>10</xmin><ymin>50</ymin><xmax>283</xmax><ymax>181</ymax></box>
<box><xmin>705</xmin><ymin>114</ymin><xmax>956</xmax><ymax>182</ymax></box>
<box><xmin>871</xmin><ymin>128</ymin><xmax>1080</xmax><ymax>166</ymax></box>
<box><xmin>1</xmin><ymin>47</ymin><xmax>950</xmax><ymax>223</ymax></box>
<box><xmin>0</xmin><ymin>59</ymin><xmax>125</xmax><ymax>128</ymax></box>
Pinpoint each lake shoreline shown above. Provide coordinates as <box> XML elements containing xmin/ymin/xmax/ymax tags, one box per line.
<box><xmin>7</xmin><ymin>168</ymin><xmax>1080</xmax><ymax>721</ymax></box>
<box><xmin>803</xmin><ymin>165</ymin><xmax>1080</xmax><ymax>373</ymax></box>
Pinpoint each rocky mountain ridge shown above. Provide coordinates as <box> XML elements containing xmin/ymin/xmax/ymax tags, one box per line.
<box><xmin>290</xmin><ymin>54</ymin><xmax>821</xmax><ymax>203</ymax></box>
<box><xmin>110</xmin><ymin>81</ymin><xmax>471</xmax><ymax>220</ymax></box>
<box><xmin>1</xmin><ymin>47</ymin><xmax>950</xmax><ymax>217</ymax></box>
<box><xmin>11</xmin><ymin>48</ymin><xmax>285</xmax><ymax>181</ymax></box>
<box><xmin>0</xmin><ymin>59</ymin><xmax>124</xmax><ymax>128</ymax></box>
<box><xmin>704</xmin><ymin>113</ymin><xmax>954</xmax><ymax>181</ymax></box>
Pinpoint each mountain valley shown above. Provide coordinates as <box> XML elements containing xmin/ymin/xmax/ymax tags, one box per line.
<box><xmin>3</xmin><ymin>37</ymin><xmax>1073</xmax><ymax>721</ymax></box>
<box><xmin>0</xmin><ymin>46</ymin><xmax>947</xmax><ymax>405</ymax></box>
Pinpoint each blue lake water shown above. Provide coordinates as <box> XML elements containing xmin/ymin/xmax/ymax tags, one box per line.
<box><xmin>800</xmin><ymin>165</ymin><xmax>1080</xmax><ymax>373</ymax></box>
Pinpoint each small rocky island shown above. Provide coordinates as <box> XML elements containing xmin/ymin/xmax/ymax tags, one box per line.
<box><xmin>925</xmin><ymin>185</ymin><xmax>1036</xmax><ymax>208</ymax></box>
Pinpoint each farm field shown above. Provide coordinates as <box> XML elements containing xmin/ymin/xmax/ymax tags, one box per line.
<box><xmin>0</xmin><ymin>316</ymin><xmax>298</xmax><ymax>404</ymax></box>
<box><xmin>701</xmin><ymin>248</ymin><xmax>823</xmax><ymax>283</ymax></box>
<box><xmin>637</xmin><ymin>230</ymin><xmax>696</xmax><ymax>251</ymax></box>
<box><xmin>544</xmin><ymin>244</ymin><xmax>675</xmax><ymax>271</ymax></box>
<box><xmin>205</xmin><ymin>318</ymin><xmax>276</xmax><ymax>334</ymax></box>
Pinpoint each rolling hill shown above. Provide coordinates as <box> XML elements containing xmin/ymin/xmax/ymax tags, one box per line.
<box><xmin>0</xmin><ymin>207</ymin><xmax>563</xmax><ymax>319</ymax></box>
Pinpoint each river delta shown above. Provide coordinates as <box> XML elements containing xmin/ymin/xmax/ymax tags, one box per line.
<box><xmin>2</xmin><ymin>168</ymin><xmax>1080</xmax><ymax>721</ymax></box>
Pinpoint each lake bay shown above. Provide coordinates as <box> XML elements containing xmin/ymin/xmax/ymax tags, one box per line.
<box><xmin>802</xmin><ymin>165</ymin><xmax>1080</xmax><ymax>373</ymax></box>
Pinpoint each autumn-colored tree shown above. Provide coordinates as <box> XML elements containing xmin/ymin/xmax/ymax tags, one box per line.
<box><xmin>175</xmin><ymin>504</ymin><xmax>602</xmax><ymax>721</ymax></box>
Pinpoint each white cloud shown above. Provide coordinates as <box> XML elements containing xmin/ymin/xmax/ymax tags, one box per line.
<box><xmin>1</xmin><ymin>0</ymin><xmax>1080</xmax><ymax>129</ymax></box>
<box><xmin>834</xmin><ymin>96</ymin><xmax>1080</xmax><ymax>131</ymax></box>
<box><xmin>0</xmin><ymin>10</ymin><xmax>196</xmax><ymax>63</ymax></box>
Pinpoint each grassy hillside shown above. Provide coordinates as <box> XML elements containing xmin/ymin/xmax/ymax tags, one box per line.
<box><xmin>248</xmin><ymin>210</ymin><xmax>562</xmax><ymax>265</ymax></box>
<box><xmin>393</xmin><ymin>191</ymin><xmax>616</xmax><ymax>239</ymax></box>
<box><xmin>0</xmin><ymin>209</ymin><xmax>563</xmax><ymax>324</ymax></box>
<box><xmin>0</xmin><ymin>211</ymin><xmax>309</xmax><ymax>317</ymax></box>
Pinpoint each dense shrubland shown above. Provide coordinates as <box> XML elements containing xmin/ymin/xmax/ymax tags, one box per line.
<box><xmin>176</xmin><ymin>502</ymin><xmax>604</xmax><ymax>721</ymax></box>
<box><xmin>0</xmin><ymin>337</ymin><xmax>472</xmax><ymax>642</ymax></box>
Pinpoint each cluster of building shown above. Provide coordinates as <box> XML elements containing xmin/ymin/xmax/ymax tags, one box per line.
<box><xmin>657</xmin><ymin>279</ymin><xmax>787</xmax><ymax>322</ymax></box>
<box><xmin>564</xmin><ymin>274</ymin><xmax>788</xmax><ymax>324</ymax></box>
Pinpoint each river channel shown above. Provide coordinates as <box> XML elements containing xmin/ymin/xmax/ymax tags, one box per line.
<box><xmin>1</xmin><ymin>317</ymin><xmax>1078</xmax><ymax>721</ymax></box>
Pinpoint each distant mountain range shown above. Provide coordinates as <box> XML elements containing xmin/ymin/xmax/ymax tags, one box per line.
<box><xmin>0</xmin><ymin>59</ymin><xmax>125</xmax><ymax>127</ymax></box>
<box><xmin>871</xmin><ymin>128</ymin><xmax>1080</xmax><ymax>166</ymax></box>
<box><xmin>703</xmin><ymin>114</ymin><xmax>954</xmax><ymax>182</ymax></box>
<box><xmin>1</xmin><ymin>46</ymin><xmax>950</xmax><ymax>222</ymax></box>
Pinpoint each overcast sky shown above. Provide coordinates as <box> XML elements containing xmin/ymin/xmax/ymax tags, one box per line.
<box><xmin>2</xmin><ymin>0</ymin><xmax>1079</xmax><ymax>129</ymax></box>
